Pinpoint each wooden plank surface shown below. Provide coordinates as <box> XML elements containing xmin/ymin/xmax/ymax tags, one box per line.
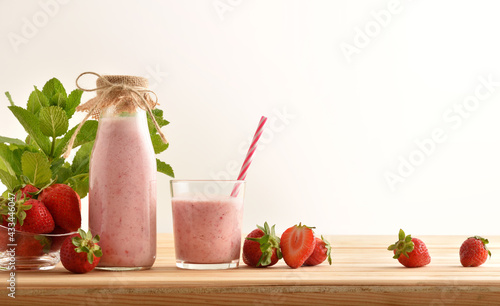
<box><xmin>2</xmin><ymin>234</ymin><xmax>500</xmax><ymax>305</ymax></box>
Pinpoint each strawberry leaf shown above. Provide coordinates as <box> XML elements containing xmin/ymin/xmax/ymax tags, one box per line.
<box><xmin>77</xmin><ymin>228</ymin><xmax>86</xmax><ymax>239</ymax></box>
<box><xmin>404</xmin><ymin>245</ymin><xmax>413</xmax><ymax>254</ymax></box>
<box><xmin>398</xmin><ymin>229</ymin><xmax>405</xmax><ymax>241</ymax></box>
<box><xmin>92</xmin><ymin>235</ymin><xmax>100</xmax><ymax>243</ymax></box>
<box><xmin>389</xmin><ymin>229</ymin><xmax>415</xmax><ymax>260</ymax></box>
<box><xmin>34</xmin><ymin>235</ymin><xmax>52</xmax><ymax>254</ymax></box>
<box><xmin>72</xmin><ymin>236</ymin><xmax>83</xmax><ymax>247</ymax></box>
<box><xmin>321</xmin><ymin>235</ymin><xmax>333</xmax><ymax>265</ymax></box>
<box><xmin>18</xmin><ymin>210</ymin><xmax>27</xmax><ymax>226</ymax></box>
<box><xmin>94</xmin><ymin>249</ymin><xmax>103</xmax><ymax>257</ymax></box>
<box><xmin>87</xmin><ymin>252</ymin><xmax>94</xmax><ymax>264</ymax></box>
<box><xmin>264</xmin><ymin>222</ymin><xmax>270</xmax><ymax>234</ymax></box>
<box><xmin>71</xmin><ymin>228</ymin><xmax>102</xmax><ymax>264</ymax></box>
<box><xmin>247</xmin><ymin>222</ymin><xmax>281</xmax><ymax>267</ymax></box>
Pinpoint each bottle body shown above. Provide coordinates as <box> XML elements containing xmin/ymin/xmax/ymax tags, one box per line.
<box><xmin>89</xmin><ymin>108</ymin><xmax>157</xmax><ymax>270</ymax></box>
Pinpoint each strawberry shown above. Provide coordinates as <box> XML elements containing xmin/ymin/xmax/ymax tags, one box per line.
<box><xmin>16</xmin><ymin>184</ymin><xmax>39</xmax><ymax>201</ymax></box>
<box><xmin>49</xmin><ymin>226</ymin><xmax>73</xmax><ymax>252</ymax></box>
<box><xmin>39</xmin><ymin>184</ymin><xmax>81</xmax><ymax>232</ymax></box>
<box><xmin>13</xmin><ymin>199</ymin><xmax>55</xmax><ymax>234</ymax></box>
<box><xmin>388</xmin><ymin>229</ymin><xmax>431</xmax><ymax>268</ymax></box>
<box><xmin>460</xmin><ymin>236</ymin><xmax>491</xmax><ymax>267</ymax></box>
<box><xmin>243</xmin><ymin>222</ymin><xmax>282</xmax><ymax>267</ymax></box>
<box><xmin>303</xmin><ymin>235</ymin><xmax>332</xmax><ymax>266</ymax></box>
<box><xmin>0</xmin><ymin>226</ymin><xmax>8</xmax><ymax>252</ymax></box>
<box><xmin>60</xmin><ymin>228</ymin><xmax>102</xmax><ymax>274</ymax></box>
<box><xmin>280</xmin><ymin>223</ymin><xmax>316</xmax><ymax>269</ymax></box>
<box><xmin>15</xmin><ymin>234</ymin><xmax>51</xmax><ymax>257</ymax></box>
<box><xmin>1</xmin><ymin>186</ymin><xmax>41</xmax><ymax>227</ymax></box>
<box><xmin>0</xmin><ymin>196</ymin><xmax>13</xmax><ymax>227</ymax></box>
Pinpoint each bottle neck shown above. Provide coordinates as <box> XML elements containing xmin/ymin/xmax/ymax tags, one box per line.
<box><xmin>99</xmin><ymin>106</ymin><xmax>146</xmax><ymax>119</ymax></box>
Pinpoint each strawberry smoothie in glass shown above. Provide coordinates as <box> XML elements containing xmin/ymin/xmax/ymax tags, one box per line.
<box><xmin>170</xmin><ymin>180</ymin><xmax>245</xmax><ymax>269</ymax></box>
<box><xmin>90</xmin><ymin>109</ymin><xmax>157</xmax><ymax>270</ymax></box>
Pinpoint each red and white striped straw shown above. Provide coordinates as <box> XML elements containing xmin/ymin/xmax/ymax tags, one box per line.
<box><xmin>231</xmin><ymin>116</ymin><xmax>268</xmax><ymax>197</ymax></box>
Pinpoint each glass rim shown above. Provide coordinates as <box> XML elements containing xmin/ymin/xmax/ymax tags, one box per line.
<box><xmin>170</xmin><ymin>180</ymin><xmax>246</xmax><ymax>183</ymax></box>
<box><xmin>0</xmin><ymin>224</ymin><xmax>77</xmax><ymax>237</ymax></box>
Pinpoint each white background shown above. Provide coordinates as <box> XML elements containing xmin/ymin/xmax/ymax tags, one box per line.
<box><xmin>1</xmin><ymin>0</ymin><xmax>500</xmax><ymax>236</ymax></box>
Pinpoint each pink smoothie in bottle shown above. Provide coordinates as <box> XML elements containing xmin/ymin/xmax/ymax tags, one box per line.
<box><xmin>172</xmin><ymin>195</ymin><xmax>243</xmax><ymax>265</ymax></box>
<box><xmin>89</xmin><ymin>111</ymin><xmax>157</xmax><ymax>270</ymax></box>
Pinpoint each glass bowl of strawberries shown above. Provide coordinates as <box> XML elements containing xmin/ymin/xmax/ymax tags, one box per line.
<box><xmin>0</xmin><ymin>225</ymin><xmax>76</xmax><ymax>271</ymax></box>
<box><xmin>0</xmin><ymin>184</ymin><xmax>81</xmax><ymax>271</ymax></box>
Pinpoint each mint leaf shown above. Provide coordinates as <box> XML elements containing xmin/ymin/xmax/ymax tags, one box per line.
<box><xmin>54</xmin><ymin>163</ymin><xmax>72</xmax><ymax>184</ymax></box>
<box><xmin>66</xmin><ymin>89</ymin><xmax>83</xmax><ymax>119</ymax></box>
<box><xmin>5</xmin><ymin>92</ymin><xmax>15</xmax><ymax>107</ymax></box>
<box><xmin>150</xmin><ymin>134</ymin><xmax>169</xmax><ymax>154</ymax></box>
<box><xmin>49</xmin><ymin>93</ymin><xmax>67</xmax><ymax>109</ymax></box>
<box><xmin>54</xmin><ymin>125</ymin><xmax>77</xmax><ymax>157</ymax></box>
<box><xmin>68</xmin><ymin>174</ymin><xmax>89</xmax><ymax>198</ymax></box>
<box><xmin>0</xmin><ymin>144</ymin><xmax>21</xmax><ymax>176</ymax></box>
<box><xmin>50</xmin><ymin>157</ymin><xmax>65</xmax><ymax>176</ymax></box>
<box><xmin>147</xmin><ymin>108</ymin><xmax>169</xmax><ymax>154</ymax></box>
<box><xmin>147</xmin><ymin>108</ymin><xmax>169</xmax><ymax>135</ymax></box>
<box><xmin>157</xmin><ymin>159</ymin><xmax>174</xmax><ymax>177</ymax></box>
<box><xmin>10</xmin><ymin>147</ymin><xmax>26</xmax><ymax>175</ymax></box>
<box><xmin>0</xmin><ymin>136</ymin><xmax>26</xmax><ymax>147</ymax></box>
<box><xmin>154</xmin><ymin>108</ymin><xmax>170</xmax><ymax>126</ymax></box>
<box><xmin>21</xmin><ymin>152</ymin><xmax>52</xmax><ymax>187</ymax></box>
<box><xmin>0</xmin><ymin>169</ymin><xmax>20</xmax><ymax>191</ymax></box>
<box><xmin>8</xmin><ymin>106</ymin><xmax>51</xmax><ymax>156</ymax></box>
<box><xmin>71</xmin><ymin>142</ymin><xmax>93</xmax><ymax>175</ymax></box>
<box><xmin>73</xmin><ymin>120</ymin><xmax>98</xmax><ymax>148</ymax></box>
<box><xmin>54</xmin><ymin>120</ymin><xmax>98</xmax><ymax>157</ymax></box>
<box><xmin>39</xmin><ymin>106</ymin><xmax>69</xmax><ymax>138</ymax></box>
<box><xmin>27</xmin><ymin>87</ymin><xmax>49</xmax><ymax>116</ymax></box>
<box><xmin>42</xmin><ymin>78</ymin><xmax>67</xmax><ymax>99</ymax></box>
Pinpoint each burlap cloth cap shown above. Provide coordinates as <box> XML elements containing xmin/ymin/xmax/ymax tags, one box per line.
<box><xmin>76</xmin><ymin>75</ymin><xmax>157</xmax><ymax>119</ymax></box>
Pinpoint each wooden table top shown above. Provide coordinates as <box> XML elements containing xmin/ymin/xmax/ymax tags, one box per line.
<box><xmin>3</xmin><ymin>234</ymin><xmax>500</xmax><ymax>305</ymax></box>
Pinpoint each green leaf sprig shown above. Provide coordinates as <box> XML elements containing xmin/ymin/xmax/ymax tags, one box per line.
<box><xmin>0</xmin><ymin>78</ymin><xmax>174</xmax><ymax>198</ymax></box>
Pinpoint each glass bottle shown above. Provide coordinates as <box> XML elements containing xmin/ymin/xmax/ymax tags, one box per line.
<box><xmin>88</xmin><ymin>76</ymin><xmax>157</xmax><ymax>271</ymax></box>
